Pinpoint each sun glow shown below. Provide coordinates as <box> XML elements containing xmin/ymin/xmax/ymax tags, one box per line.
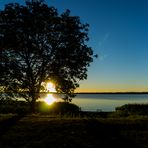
<box><xmin>46</xmin><ymin>82</ymin><xmax>56</xmax><ymax>92</ymax></box>
<box><xmin>44</xmin><ymin>94</ymin><xmax>57</xmax><ymax>105</ymax></box>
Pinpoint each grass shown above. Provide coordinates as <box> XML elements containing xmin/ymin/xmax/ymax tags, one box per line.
<box><xmin>0</xmin><ymin>114</ymin><xmax>148</xmax><ymax>148</ymax></box>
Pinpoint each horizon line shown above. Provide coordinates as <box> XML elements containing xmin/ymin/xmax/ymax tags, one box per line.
<box><xmin>75</xmin><ymin>91</ymin><xmax>148</xmax><ymax>94</ymax></box>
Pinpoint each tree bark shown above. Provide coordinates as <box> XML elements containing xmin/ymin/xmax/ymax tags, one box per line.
<box><xmin>30</xmin><ymin>100</ymin><xmax>36</xmax><ymax>113</ymax></box>
<box><xmin>30</xmin><ymin>93</ymin><xmax>38</xmax><ymax>113</ymax></box>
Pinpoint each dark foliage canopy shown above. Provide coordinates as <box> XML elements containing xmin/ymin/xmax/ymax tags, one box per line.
<box><xmin>0</xmin><ymin>0</ymin><xmax>94</xmax><ymax>110</ymax></box>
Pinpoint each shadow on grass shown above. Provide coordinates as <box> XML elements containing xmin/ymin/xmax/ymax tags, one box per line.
<box><xmin>0</xmin><ymin>114</ymin><xmax>25</xmax><ymax>138</ymax></box>
<box><xmin>85</xmin><ymin>119</ymin><xmax>141</xmax><ymax>148</ymax></box>
<box><xmin>0</xmin><ymin>116</ymin><xmax>144</xmax><ymax>148</ymax></box>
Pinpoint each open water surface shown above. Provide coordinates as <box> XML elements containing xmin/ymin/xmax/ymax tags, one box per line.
<box><xmin>43</xmin><ymin>93</ymin><xmax>148</xmax><ymax>111</ymax></box>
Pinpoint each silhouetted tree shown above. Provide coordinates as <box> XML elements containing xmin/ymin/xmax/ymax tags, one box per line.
<box><xmin>0</xmin><ymin>0</ymin><xmax>94</xmax><ymax>112</ymax></box>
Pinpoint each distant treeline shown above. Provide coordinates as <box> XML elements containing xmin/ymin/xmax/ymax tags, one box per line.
<box><xmin>76</xmin><ymin>92</ymin><xmax>148</xmax><ymax>94</ymax></box>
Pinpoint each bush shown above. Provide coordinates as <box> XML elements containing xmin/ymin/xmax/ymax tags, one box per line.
<box><xmin>116</xmin><ymin>104</ymin><xmax>148</xmax><ymax>115</ymax></box>
<box><xmin>0</xmin><ymin>100</ymin><xmax>30</xmax><ymax>114</ymax></box>
<box><xmin>38</xmin><ymin>101</ymin><xmax>80</xmax><ymax>115</ymax></box>
<box><xmin>0</xmin><ymin>100</ymin><xmax>80</xmax><ymax>115</ymax></box>
<box><xmin>50</xmin><ymin>102</ymin><xmax>80</xmax><ymax>114</ymax></box>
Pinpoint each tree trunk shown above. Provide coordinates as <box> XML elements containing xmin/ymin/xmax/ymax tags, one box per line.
<box><xmin>30</xmin><ymin>100</ymin><xmax>36</xmax><ymax>113</ymax></box>
<box><xmin>30</xmin><ymin>93</ymin><xmax>38</xmax><ymax>113</ymax></box>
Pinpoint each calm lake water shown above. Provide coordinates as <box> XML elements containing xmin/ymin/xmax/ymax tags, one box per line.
<box><xmin>46</xmin><ymin>93</ymin><xmax>148</xmax><ymax>112</ymax></box>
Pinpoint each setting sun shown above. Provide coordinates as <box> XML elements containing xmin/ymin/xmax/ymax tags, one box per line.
<box><xmin>44</xmin><ymin>94</ymin><xmax>56</xmax><ymax>105</ymax></box>
<box><xmin>46</xmin><ymin>82</ymin><xmax>56</xmax><ymax>92</ymax></box>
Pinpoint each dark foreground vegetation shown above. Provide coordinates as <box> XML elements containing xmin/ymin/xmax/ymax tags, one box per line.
<box><xmin>116</xmin><ymin>104</ymin><xmax>148</xmax><ymax>115</ymax></box>
<box><xmin>0</xmin><ymin>101</ymin><xmax>148</xmax><ymax>148</ymax></box>
<box><xmin>0</xmin><ymin>100</ymin><xmax>80</xmax><ymax>115</ymax></box>
<box><xmin>0</xmin><ymin>114</ymin><xmax>148</xmax><ymax>148</ymax></box>
<box><xmin>0</xmin><ymin>99</ymin><xmax>148</xmax><ymax>117</ymax></box>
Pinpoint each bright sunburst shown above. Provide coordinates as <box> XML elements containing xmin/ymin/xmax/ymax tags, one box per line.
<box><xmin>46</xmin><ymin>82</ymin><xmax>56</xmax><ymax>92</ymax></box>
<box><xmin>44</xmin><ymin>94</ymin><xmax>56</xmax><ymax>105</ymax></box>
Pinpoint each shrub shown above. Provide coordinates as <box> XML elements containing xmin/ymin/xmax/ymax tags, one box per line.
<box><xmin>0</xmin><ymin>100</ymin><xmax>80</xmax><ymax>115</ymax></box>
<box><xmin>38</xmin><ymin>101</ymin><xmax>80</xmax><ymax>115</ymax></box>
<box><xmin>50</xmin><ymin>102</ymin><xmax>80</xmax><ymax>114</ymax></box>
<box><xmin>116</xmin><ymin>104</ymin><xmax>148</xmax><ymax>115</ymax></box>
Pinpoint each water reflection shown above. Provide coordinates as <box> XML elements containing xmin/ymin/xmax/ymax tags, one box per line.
<box><xmin>44</xmin><ymin>94</ymin><xmax>57</xmax><ymax>105</ymax></box>
<box><xmin>41</xmin><ymin>93</ymin><xmax>148</xmax><ymax>111</ymax></box>
<box><xmin>72</xmin><ymin>94</ymin><xmax>148</xmax><ymax>111</ymax></box>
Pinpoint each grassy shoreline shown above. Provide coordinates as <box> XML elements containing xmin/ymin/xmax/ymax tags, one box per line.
<box><xmin>0</xmin><ymin>114</ymin><xmax>148</xmax><ymax>148</ymax></box>
<box><xmin>0</xmin><ymin>100</ymin><xmax>147</xmax><ymax>147</ymax></box>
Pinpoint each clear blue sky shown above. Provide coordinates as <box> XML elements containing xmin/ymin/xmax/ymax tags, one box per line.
<box><xmin>1</xmin><ymin>0</ymin><xmax>148</xmax><ymax>92</ymax></box>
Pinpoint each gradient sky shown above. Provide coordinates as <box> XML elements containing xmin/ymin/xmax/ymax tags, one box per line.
<box><xmin>1</xmin><ymin>0</ymin><xmax>148</xmax><ymax>92</ymax></box>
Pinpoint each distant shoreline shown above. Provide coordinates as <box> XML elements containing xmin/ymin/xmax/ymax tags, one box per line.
<box><xmin>40</xmin><ymin>92</ymin><xmax>148</xmax><ymax>94</ymax></box>
<box><xmin>40</xmin><ymin>92</ymin><xmax>148</xmax><ymax>95</ymax></box>
<box><xmin>75</xmin><ymin>92</ymin><xmax>148</xmax><ymax>94</ymax></box>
